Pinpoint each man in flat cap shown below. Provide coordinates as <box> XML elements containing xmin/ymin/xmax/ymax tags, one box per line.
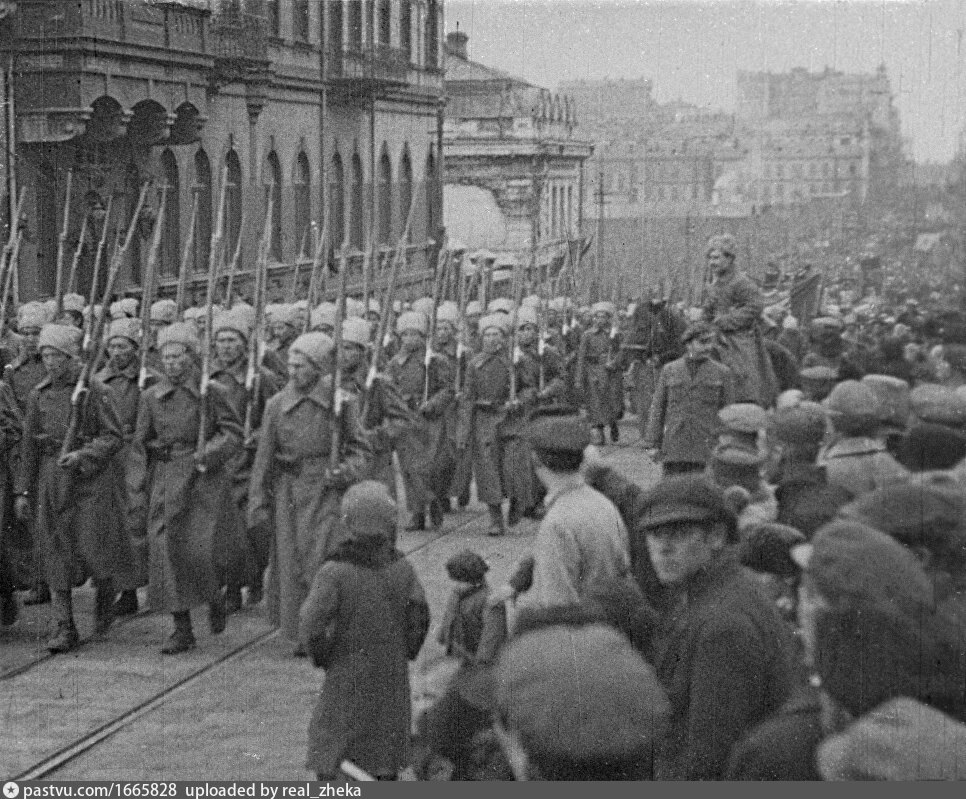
<box><xmin>516</xmin><ymin>416</ymin><xmax>631</xmax><ymax>613</ymax></box>
<box><xmin>643</xmin><ymin>321</ymin><xmax>735</xmax><ymax>475</ymax></box>
<box><xmin>702</xmin><ymin>235</ymin><xmax>778</xmax><ymax>406</ymax></box>
<box><xmin>639</xmin><ymin>474</ymin><xmax>796</xmax><ymax>779</ymax></box>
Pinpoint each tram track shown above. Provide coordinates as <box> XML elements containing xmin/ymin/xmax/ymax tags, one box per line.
<box><xmin>10</xmin><ymin>508</ymin><xmax>485</xmax><ymax>782</ymax></box>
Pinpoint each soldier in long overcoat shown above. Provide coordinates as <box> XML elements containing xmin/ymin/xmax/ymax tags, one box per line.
<box><xmin>339</xmin><ymin>317</ymin><xmax>414</xmax><ymax>500</ymax></box>
<box><xmin>209</xmin><ymin>308</ymin><xmax>281</xmax><ymax>611</ymax></box>
<box><xmin>247</xmin><ymin>332</ymin><xmax>371</xmax><ymax>652</ymax></box>
<box><xmin>96</xmin><ymin>318</ymin><xmax>160</xmax><ymax>617</ymax></box>
<box><xmin>127</xmin><ymin>322</ymin><xmax>243</xmax><ymax>654</ymax></box>
<box><xmin>0</xmin><ymin>380</ymin><xmax>22</xmax><ymax>627</ymax></box>
<box><xmin>702</xmin><ymin>235</ymin><xmax>778</xmax><ymax>407</ymax></box>
<box><xmin>15</xmin><ymin>323</ymin><xmax>127</xmax><ymax>652</ymax></box>
<box><xmin>300</xmin><ymin>481</ymin><xmax>429</xmax><ymax>781</ymax></box>
<box><xmin>388</xmin><ymin>311</ymin><xmax>454</xmax><ymax>531</ymax></box>
<box><xmin>457</xmin><ymin>314</ymin><xmax>537</xmax><ymax>535</ymax></box>
<box><xmin>576</xmin><ymin>301</ymin><xmax>625</xmax><ymax>445</ymax></box>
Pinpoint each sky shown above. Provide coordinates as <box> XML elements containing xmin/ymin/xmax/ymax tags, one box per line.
<box><xmin>444</xmin><ymin>0</ymin><xmax>966</xmax><ymax>162</ymax></box>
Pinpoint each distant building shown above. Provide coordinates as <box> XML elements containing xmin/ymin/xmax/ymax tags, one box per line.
<box><xmin>5</xmin><ymin>0</ymin><xmax>445</xmax><ymax>303</ymax></box>
<box><xmin>443</xmin><ymin>30</ymin><xmax>592</xmax><ymax>282</ymax></box>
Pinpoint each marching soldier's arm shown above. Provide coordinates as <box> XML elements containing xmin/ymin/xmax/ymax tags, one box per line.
<box><xmin>539</xmin><ymin>347</ymin><xmax>567</xmax><ymax>400</ymax></box>
<box><xmin>246</xmin><ymin>398</ymin><xmax>278</xmax><ymax>530</ymax></box>
<box><xmin>0</xmin><ymin>381</ymin><xmax>23</xmax><ymax>454</ymax></box>
<box><xmin>199</xmin><ymin>382</ymin><xmax>244</xmax><ymax>472</ymax></box>
<box><xmin>75</xmin><ymin>380</ymin><xmax>125</xmax><ymax>476</ymax></box>
<box><xmin>421</xmin><ymin>356</ymin><xmax>455</xmax><ymax>418</ymax></box>
<box><xmin>369</xmin><ymin>376</ymin><xmax>417</xmax><ymax>444</ymax></box>
<box><xmin>125</xmin><ymin>394</ymin><xmax>155</xmax><ymax>530</ymax></box>
<box><xmin>515</xmin><ymin>356</ymin><xmax>539</xmax><ymax>407</ymax></box>
<box><xmin>14</xmin><ymin>390</ymin><xmax>41</xmax><ymax>497</ymax></box>
<box><xmin>455</xmin><ymin>360</ymin><xmax>478</xmax><ymax>449</ymax></box>
<box><xmin>336</xmin><ymin>396</ymin><xmax>374</xmax><ymax>484</ymax></box>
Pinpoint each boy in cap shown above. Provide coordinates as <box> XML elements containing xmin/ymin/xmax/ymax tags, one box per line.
<box><xmin>300</xmin><ymin>481</ymin><xmax>429</xmax><ymax>781</ymax></box>
<box><xmin>438</xmin><ymin>549</ymin><xmax>507</xmax><ymax>666</ymax></box>
<box><xmin>15</xmin><ymin>324</ymin><xmax>128</xmax><ymax>652</ymax></box>
<box><xmin>643</xmin><ymin>321</ymin><xmax>735</xmax><ymax>475</ymax></box>
<box><xmin>638</xmin><ymin>474</ymin><xmax>796</xmax><ymax>779</ymax></box>
<box><xmin>576</xmin><ymin>301</ymin><xmax>624</xmax><ymax>445</ymax></box>
<box><xmin>516</xmin><ymin>415</ymin><xmax>631</xmax><ymax>613</ymax></box>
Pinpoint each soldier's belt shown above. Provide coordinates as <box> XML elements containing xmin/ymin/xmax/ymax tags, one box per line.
<box><xmin>35</xmin><ymin>436</ymin><xmax>90</xmax><ymax>456</ymax></box>
<box><xmin>148</xmin><ymin>444</ymin><xmax>194</xmax><ymax>462</ymax></box>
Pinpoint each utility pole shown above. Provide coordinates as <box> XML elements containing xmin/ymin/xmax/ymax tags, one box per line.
<box><xmin>595</xmin><ymin>152</ymin><xmax>606</xmax><ymax>302</ymax></box>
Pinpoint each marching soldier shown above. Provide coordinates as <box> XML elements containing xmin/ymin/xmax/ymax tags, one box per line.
<box><xmin>433</xmin><ymin>301</ymin><xmax>462</xmax><ymax>513</ymax></box>
<box><xmin>268</xmin><ymin>303</ymin><xmax>300</xmax><ymax>356</ymax></box>
<box><xmin>457</xmin><ymin>313</ymin><xmax>537</xmax><ymax>536</ymax></box>
<box><xmin>0</xmin><ymin>380</ymin><xmax>22</xmax><ymax>627</ymax></box>
<box><xmin>15</xmin><ymin>323</ymin><xmax>128</xmax><ymax>652</ymax></box>
<box><xmin>576</xmin><ymin>301</ymin><xmax>625</xmax><ymax>446</ymax></box>
<box><xmin>209</xmin><ymin>308</ymin><xmax>282</xmax><ymax>611</ymax></box>
<box><xmin>127</xmin><ymin>322</ymin><xmax>243</xmax><ymax>654</ymax></box>
<box><xmin>247</xmin><ymin>332</ymin><xmax>371</xmax><ymax>654</ymax></box>
<box><xmin>338</xmin><ymin>316</ymin><xmax>414</xmax><ymax>498</ymax></box>
<box><xmin>6</xmin><ymin>301</ymin><xmax>52</xmax><ymax>607</ymax></box>
<box><xmin>146</xmin><ymin>298</ymin><xmax>179</xmax><ymax>372</ymax></box>
<box><xmin>388</xmin><ymin>310</ymin><xmax>455</xmax><ymax>531</ymax></box>
<box><xmin>97</xmin><ymin>317</ymin><xmax>159</xmax><ymax>617</ymax></box>
<box><xmin>504</xmin><ymin>307</ymin><xmax>542</xmax><ymax>526</ymax></box>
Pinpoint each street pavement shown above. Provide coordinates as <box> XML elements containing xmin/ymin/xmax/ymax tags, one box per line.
<box><xmin>2</xmin><ymin>417</ymin><xmax>660</xmax><ymax>781</ymax></box>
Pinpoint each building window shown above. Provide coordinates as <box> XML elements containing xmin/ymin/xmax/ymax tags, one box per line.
<box><xmin>264</xmin><ymin>151</ymin><xmax>282</xmax><ymax>261</ymax></box>
<box><xmin>425</xmin><ymin>0</ymin><xmax>439</xmax><ymax>68</ymax></box>
<box><xmin>399</xmin><ymin>0</ymin><xmax>412</xmax><ymax>59</ymax></box>
<box><xmin>398</xmin><ymin>147</ymin><xmax>412</xmax><ymax>240</ymax></box>
<box><xmin>293</xmin><ymin>152</ymin><xmax>312</xmax><ymax>258</ymax></box>
<box><xmin>350</xmin><ymin>152</ymin><xmax>364</xmax><ymax>250</ymax></box>
<box><xmin>378</xmin><ymin>147</ymin><xmax>392</xmax><ymax>245</ymax></box>
<box><xmin>266</xmin><ymin>0</ymin><xmax>280</xmax><ymax>37</ymax></box>
<box><xmin>378</xmin><ymin>0</ymin><xmax>391</xmax><ymax>45</ymax></box>
<box><xmin>193</xmin><ymin>149</ymin><xmax>212</xmax><ymax>273</ymax></box>
<box><xmin>159</xmin><ymin>149</ymin><xmax>181</xmax><ymax>278</ymax></box>
<box><xmin>225</xmin><ymin>150</ymin><xmax>243</xmax><ymax>263</ymax></box>
<box><xmin>328</xmin><ymin>0</ymin><xmax>344</xmax><ymax>50</ymax></box>
<box><xmin>294</xmin><ymin>0</ymin><xmax>310</xmax><ymax>41</ymax></box>
<box><xmin>348</xmin><ymin>0</ymin><xmax>363</xmax><ymax>50</ymax></box>
<box><xmin>330</xmin><ymin>151</ymin><xmax>346</xmax><ymax>247</ymax></box>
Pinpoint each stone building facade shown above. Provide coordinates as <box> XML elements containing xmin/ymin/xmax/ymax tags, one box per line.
<box><xmin>442</xmin><ymin>30</ymin><xmax>591</xmax><ymax>285</ymax></box>
<box><xmin>7</xmin><ymin>0</ymin><xmax>445</xmax><ymax>304</ymax></box>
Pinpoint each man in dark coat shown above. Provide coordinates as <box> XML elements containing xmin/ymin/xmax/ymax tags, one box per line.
<box><xmin>643</xmin><ymin>322</ymin><xmax>735</xmax><ymax>474</ymax></box>
<box><xmin>638</xmin><ymin>475</ymin><xmax>797</xmax><ymax>779</ymax></box>
<box><xmin>576</xmin><ymin>301</ymin><xmax>624</xmax><ymax>445</ymax></box>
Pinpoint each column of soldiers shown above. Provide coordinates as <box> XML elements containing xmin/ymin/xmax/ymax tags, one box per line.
<box><xmin>0</xmin><ymin>253</ymin><xmax>620</xmax><ymax>654</ymax></box>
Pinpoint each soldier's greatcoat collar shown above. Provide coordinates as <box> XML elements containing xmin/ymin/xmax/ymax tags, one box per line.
<box><xmin>277</xmin><ymin>374</ymin><xmax>335</xmax><ymax>414</ymax></box>
<box><xmin>98</xmin><ymin>359</ymin><xmax>140</xmax><ymax>382</ymax></box>
<box><xmin>156</xmin><ymin>370</ymin><xmax>202</xmax><ymax>400</ymax></box>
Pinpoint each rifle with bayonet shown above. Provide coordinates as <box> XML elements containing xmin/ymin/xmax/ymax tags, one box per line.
<box><xmin>328</xmin><ymin>246</ymin><xmax>349</xmax><ymax>473</ymax></box>
<box><xmin>423</xmin><ymin>240</ymin><xmax>450</xmax><ymax>404</ymax></box>
<box><xmin>175</xmin><ymin>193</ymin><xmax>199</xmax><ymax>316</ymax></box>
<box><xmin>53</xmin><ymin>170</ymin><xmax>74</xmax><ymax>318</ymax></box>
<box><xmin>195</xmin><ymin>167</ymin><xmax>229</xmax><ymax>473</ymax></box>
<box><xmin>65</xmin><ymin>214</ymin><xmax>89</xmax><ymax>298</ymax></box>
<box><xmin>61</xmin><ymin>182</ymin><xmax>150</xmax><ymax>461</ymax></box>
<box><xmin>138</xmin><ymin>185</ymin><xmax>168</xmax><ymax>390</ymax></box>
<box><xmin>223</xmin><ymin>212</ymin><xmax>245</xmax><ymax>309</ymax></box>
<box><xmin>507</xmin><ymin>255</ymin><xmax>528</xmax><ymax>404</ymax></box>
<box><xmin>303</xmin><ymin>215</ymin><xmax>329</xmax><ymax>334</ymax></box>
<box><xmin>243</xmin><ymin>188</ymin><xmax>273</xmax><ymax>443</ymax></box>
<box><xmin>85</xmin><ymin>195</ymin><xmax>116</xmax><ymax>344</ymax></box>
<box><xmin>0</xmin><ymin>189</ymin><xmax>26</xmax><ymax>337</ymax></box>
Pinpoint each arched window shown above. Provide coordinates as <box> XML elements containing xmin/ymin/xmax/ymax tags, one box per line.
<box><xmin>159</xmin><ymin>149</ymin><xmax>181</xmax><ymax>278</ymax></box>
<box><xmin>378</xmin><ymin>147</ymin><xmax>392</xmax><ymax>246</ymax></box>
<box><xmin>328</xmin><ymin>0</ymin><xmax>344</xmax><ymax>50</ymax></box>
<box><xmin>378</xmin><ymin>0</ymin><xmax>391</xmax><ymax>45</ymax></box>
<box><xmin>348</xmin><ymin>0</ymin><xmax>363</xmax><ymax>50</ymax></box>
<box><xmin>350</xmin><ymin>152</ymin><xmax>364</xmax><ymax>250</ymax></box>
<box><xmin>425</xmin><ymin>149</ymin><xmax>438</xmax><ymax>242</ymax></box>
<box><xmin>193</xmin><ymin>149</ymin><xmax>212</xmax><ymax>273</ymax></box>
<box><xmin>264</xmin><ymin>151</ymin><xmax>282</xmax><ymax>261</ymax></box>
<box><xmin>293</xmin><ymin>152</ymin><xmax>312</xmax><ymax>258</ymax></box>
<box><xmin>329</xmin><ymin>151</ymin><xmax>345</xmax><ymax>247</ymax></box>
<box><xmin>425</xmin><ymin>0</ymin><xmax>439</xmax><ymax>68</ymax></box>
<box><xmin>398</xmin><ymin>147</ymin><xmax>412</xmax><ymax>240</ymax></box>
<box><xmin>225</xmin><ymin>149</ymin><xmax>243</xmax><ymax>266</ymax></box>
<box><xmin>399</xmin><ymin>0</ymin><xmax>412</xmax><ymax>59</ymax></box>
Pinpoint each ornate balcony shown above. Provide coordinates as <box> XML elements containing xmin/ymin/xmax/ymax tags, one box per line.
<box><xmin>327</xmin><ymin>43</ymin><xmax>410</xmax><ymax>91</ymax></box>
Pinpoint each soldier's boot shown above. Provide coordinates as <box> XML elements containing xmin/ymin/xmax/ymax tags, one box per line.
<box><xmin>428</xmin><ymin>498</ymin><xmax>444</xmax><ymax>530</ymax></box>
<box><xmin>47</xmin><ymin>590</ymin><xmax>79</xmax><ymax>653</ymax></box>
<box><xmin>0</xmin><ymin>591</ymin><xmax>18</xmax><ymax>627</ymax></box>
<box><xmin>162</xmin><ymin>611</ymin><xmax>196</xmax><ymax>655</ymax></box>
<box><xmin>405</xmin><ymin>512</ymin><xmax>427</xmax><ymax>532</ymax></box>
<box><xmin>93</xmin><ymin>578</ymin><xmax>115</xmax><ymax>637</ymax></box>
<box><xmin>246</xmin><ymin>578</ymin><xmax>264</xmax><ymax>607</ymax></box>
<box><xmin>593</xmin><ymin>426</ymin><xmax>606</xmax><ymax>447</ymax></box>
<box><xmin>209</xmin><ymin>590</ymin><xmax>227</xmax><ymax>635</ymax></box>
<box><xmin>487</xmin><ymin>504</ymin><xmax>506</xmax><ymax>537</ymax></box>
<box><xmin>225</xmin><ymin>584</ymin><xmax>243</xmax><ymax>615</ymax></box>
<box><xmin>23</xmin><ymin>582</ymin><xmax>51</xmax><ymax>606</ymax></box>
<box><xmin>457</xmin><ymin>493</ymin><xmax>470</xmax><ymax>510</ymax></box>
<box><xmin>113</xmin><ymin>589</ymin><xmax>139</xmax><ymax>617</ymax></box>
<box><xmin>506</xmin><ymin>499</ymin><xmax>522</xmax><ymax>528</ymax></box>
<box><xmin>610</xmin><ymin>422</ymin><xmax>620</xmax><ymax>443</ymax></box>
